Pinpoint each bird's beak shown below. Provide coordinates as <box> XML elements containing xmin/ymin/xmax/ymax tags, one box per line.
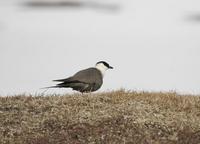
<box><xmin>109</xmin><ymin>66</ymin><xmax>113</xmax><ymax>69</ymax></box>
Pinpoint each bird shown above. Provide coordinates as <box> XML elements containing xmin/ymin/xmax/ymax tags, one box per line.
<box><xmin>45</xmin><ymin>61</ymin><xmax>113</xmax><ymax>93</ymax></box>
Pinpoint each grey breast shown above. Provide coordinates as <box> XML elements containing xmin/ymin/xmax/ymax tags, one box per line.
<box><xmin>57</xmin><ymin>68</ymin><xmax>103</xmax><ymax>92</ymax></box>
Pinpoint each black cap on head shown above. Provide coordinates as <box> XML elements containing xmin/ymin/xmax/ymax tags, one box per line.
<box><xmin>96</xmin><ymin>61</ymin><xmax>113</xmax><ymax>69</ymax></box>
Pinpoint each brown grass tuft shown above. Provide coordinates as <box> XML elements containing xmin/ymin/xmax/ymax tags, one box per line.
<box><xmin>0</xmin><ymin>90</ymin><xmax>200</xmax><ymax>143</ymax></box>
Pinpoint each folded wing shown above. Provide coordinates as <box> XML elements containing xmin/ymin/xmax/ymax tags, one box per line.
<box><xmin>53</xmin><ymin>68</ymin><xmax>103</xmax><ymax>92</ymax></box>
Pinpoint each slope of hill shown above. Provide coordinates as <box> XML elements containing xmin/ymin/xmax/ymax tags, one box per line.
<box><xmin>0</xmin><ymin>90</ymin><xmax>200</xmax><ymax>144</ymax></box>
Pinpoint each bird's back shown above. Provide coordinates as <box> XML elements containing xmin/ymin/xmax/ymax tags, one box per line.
<box><xmin>74</xmin><ymin>68</ymin><xmax>103</xmax><ymax>88</ymax></box>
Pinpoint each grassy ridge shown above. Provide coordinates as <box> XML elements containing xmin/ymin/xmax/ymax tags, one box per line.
<box><xmin>0</xmin><ymin>90</ymin><xmax>200</xmax><ymax>144</ymax></box>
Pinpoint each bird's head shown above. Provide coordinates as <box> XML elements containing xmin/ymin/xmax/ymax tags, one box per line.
<box><xmin>95</xmin><ymin>61</ymin><xmax>113</xmax><ymax>76</ymax></box>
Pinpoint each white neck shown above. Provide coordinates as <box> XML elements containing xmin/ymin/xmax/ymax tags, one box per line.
<box><xmin>95</xmin><ymin>64</ymin><xmax>108</xmax><ymax>77</ymax></box>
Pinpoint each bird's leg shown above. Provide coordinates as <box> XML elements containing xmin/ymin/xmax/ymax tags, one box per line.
<box><xmin>88</xmin><ymin>86</ymin><xmax>93</xmax><ymax>95</ymax></box>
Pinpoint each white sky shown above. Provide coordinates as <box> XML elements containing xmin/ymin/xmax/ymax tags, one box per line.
<box><xmin>0</xmin><ymin>0</ymin><xmax>200</xmax><ymax>95</ymax></box>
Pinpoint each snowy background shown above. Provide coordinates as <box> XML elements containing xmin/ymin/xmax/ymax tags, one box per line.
<box><xmin>0</xmin><ymin>0</ymin><xmax>200</xmax><ymax>95</ymax></box>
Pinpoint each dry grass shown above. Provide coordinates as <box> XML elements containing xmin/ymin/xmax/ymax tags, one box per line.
<box><xmin>0</xmin><ymin>89</ymin><xmax>200</xmax><ymax>144</ymax></box>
